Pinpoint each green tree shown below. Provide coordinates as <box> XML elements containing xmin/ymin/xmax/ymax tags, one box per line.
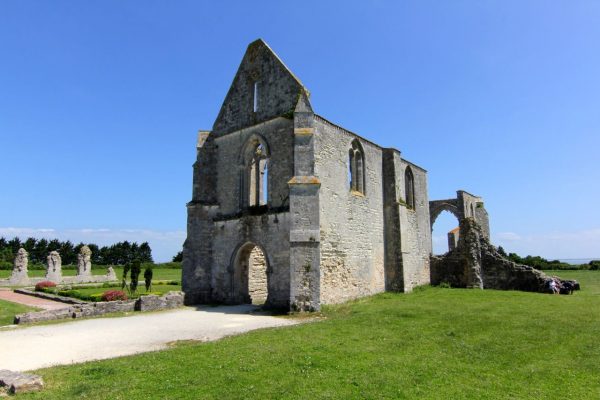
<box><xmin>497</xmin><ymin>246</ymin><xmax>507</xmax><ymax>257</ymax></box>
<box><xmin>144</xmin><ymin>266</ymin><xmax>153</xmax><ymax>292</ymax></box>
<box><xmin>172</xmin><ymin>251</ymin><xmax>183</xmax><ymax>262</ymax></box>
<box><xmin>129</xmin><ymin>259</ymin><xmax>141</xmax><ymax>294</ymax></box>
<box><xmin>138</xmin><ymin>242</ymin><xmax>153</xmax><ymax>263</ymax></box>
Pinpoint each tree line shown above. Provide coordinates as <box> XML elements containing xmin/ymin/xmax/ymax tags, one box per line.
<box><xmin>497</xmin><ymin>246</ymin><xmax>598</xmax><ymax>270</ymax></box>
<box><xmin>0</xmin><ymin>237</ymin><xmax>153</xmax><ymax>268</ymax></box>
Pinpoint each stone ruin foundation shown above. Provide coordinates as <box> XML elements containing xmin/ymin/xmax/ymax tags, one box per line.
<box><xmin>431</xmin><ymin>218</ymin><xmax>580</xmax><ymax>294</ymax></box>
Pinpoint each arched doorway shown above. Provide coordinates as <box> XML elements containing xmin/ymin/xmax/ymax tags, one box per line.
<box><xmin>431</xmin><ymin>210</ymin><xmax>460</xmax><ymax>255</ymax></box>
<box><xmin>232</xmin><ymin>243</ymin><xmax>270</xmax><ymax>305</ymax></box>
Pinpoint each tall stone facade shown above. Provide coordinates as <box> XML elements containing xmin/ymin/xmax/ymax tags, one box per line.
<box><xmin>183</xmin><ymin>39</ymin><xmax>462</xmax><ymax>311</ymax></box>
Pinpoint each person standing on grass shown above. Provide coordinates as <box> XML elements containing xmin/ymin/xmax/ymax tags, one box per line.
<box><xmin>549</xmin><ymin>278</ymin><xmax>560</xmax><ymax>295</ymax></box>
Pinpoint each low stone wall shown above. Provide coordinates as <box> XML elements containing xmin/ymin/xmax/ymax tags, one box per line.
<box><xmin>14</xmin><ymin>291</ymin><xmax>184</xmax><ymax>324</ymax></box>
<box><xmin>431</xmin><ymin>218</ymin><xmax>578</xmax><ymax>293</ymax></box>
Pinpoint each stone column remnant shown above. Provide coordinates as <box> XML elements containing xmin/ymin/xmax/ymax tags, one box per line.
<box><xmin>76</xmin><ymin>245</ymin><xmax>93</xmax><ymax>280</ymax></box>
<box><xmin>45</xmin><ymin>251</ymin><xmax>62</xmax><ymax>283</ymax></box>
<box><xmin>9</xmin><ymin>248</ymin><xmax>30</xmax><ymax>285</ymax></box>
<box><xmin>106</xmin><ymin>266</ymin><xmax>117</xmax><ymax>281</ymax></box>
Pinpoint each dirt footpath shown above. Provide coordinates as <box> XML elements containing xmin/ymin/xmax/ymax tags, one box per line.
<box><xmin>0</xmin><ymin>305</ymin><xmax>298</xmax><ymax>371</ymax></box>
<box><xmin>0</xmin><ymin>288</ymin><xmax>69</xmax><ymax>310</ymax></box>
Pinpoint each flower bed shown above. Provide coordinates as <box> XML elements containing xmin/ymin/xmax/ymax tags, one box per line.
<box><xmin>35</xmin><ymin>281</ymin><xmax>56</xmax><ymax>291</ymax></box>
<box><xmin>101</xmin><ymin>290</ymin><xmax>128</xmax><ymax>301</ymax></box>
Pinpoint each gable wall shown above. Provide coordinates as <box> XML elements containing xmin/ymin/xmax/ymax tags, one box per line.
<box><xmin>212</xmin><ymin>41</ymin><xmax>304</xmax><ymax>136</ymax></box>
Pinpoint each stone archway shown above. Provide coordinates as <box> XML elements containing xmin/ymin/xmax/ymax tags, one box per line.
<box><xmin>232</xmin><ymin>243</ymin><xmax>269</xmax><ymax>305</ymax></box>
<box><xmin>429</xmin><ymin>199</ymin><xmax>462</xmax><ymax>230</ymax></box>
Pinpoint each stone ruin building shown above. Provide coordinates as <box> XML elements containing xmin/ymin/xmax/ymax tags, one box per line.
<box><xmin>183</xmin><ymin>39</ymin><xmax>568</xmax><ymax>312</ymax></box>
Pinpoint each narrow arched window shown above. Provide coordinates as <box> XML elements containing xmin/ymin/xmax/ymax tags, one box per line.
<box><xmin>240</xmin><ymin>136</ymin><xmax>269</xmax><ymax>209</ymax></box>
<box><xmin>405</xmin><ymin>166</ymin><xmax>415</xmax><ymax>209</ymax></box>
<box><xmin>349</xmin><ymin>139</ymin><xmax>365</xmax><ymax>194</ymax></box>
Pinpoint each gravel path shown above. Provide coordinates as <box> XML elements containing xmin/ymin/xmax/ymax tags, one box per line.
<box><xmin>0</xmin><ymin>288</ymin><xmax>68</xmax><ymax>310</ymax></box>
<box><xmin>0</xmin><ymin>305</ymin><xmax>298</xmax><ymax>372</ymax></box>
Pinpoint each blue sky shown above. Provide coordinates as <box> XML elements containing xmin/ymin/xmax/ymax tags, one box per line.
<box><xmin>1</xmin><ymin>1</ymin><xmax>599</xmax><ymax>261</ymax></box>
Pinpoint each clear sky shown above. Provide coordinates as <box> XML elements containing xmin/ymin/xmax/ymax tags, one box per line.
<box><xmin>1</xmin><ymin>1</ymin><xmax>599</xmax><ymax>262</ymax></box>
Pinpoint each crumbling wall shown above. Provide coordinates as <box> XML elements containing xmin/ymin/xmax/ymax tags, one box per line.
<box><xmin>431</xmin><ymin>218</ymin><xmax>556</xmax><ymax>293</ymax></box>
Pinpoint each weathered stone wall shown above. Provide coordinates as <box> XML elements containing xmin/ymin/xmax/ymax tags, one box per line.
<box><xmin>214</xmin><ymin>118</ymin><xmax>294</xmax><ymax>216</ymax></box>
<box><xmin>314</xmin><ymin>116</ymin><xmax>385</xmax><ymax>304</ymax></box>
<box><xmin>210</xmin><ymin>212</ymin><xmax>291</xmax><ymax>309</ymax></box>
<box><xmin>398</xmin><ymin>161</ymin><xmax>432</xmax><ymax>291</ymax></box>
<box><xmin>248</xmin><ymin>246</ymin><xmax>268</xmax><ymax>304</ymax></box>
<box><xmin>382</xmin><ymin>150</ymin><xmax>404</xmax><ymax>291</ymax></box>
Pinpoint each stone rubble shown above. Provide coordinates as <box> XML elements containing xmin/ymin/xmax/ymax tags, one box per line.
<box><xmin>0</xmin><ymin>369</ymin><xmax>44</xmax><ymax>394</ymax></box>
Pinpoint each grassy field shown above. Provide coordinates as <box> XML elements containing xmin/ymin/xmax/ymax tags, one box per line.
<box><xmin>16</xmin><ymin>270</ymin><xmax>599</xmax><ymax>399</ymax></box>
<box><xmin>0</xmin><ymin>299</ymin><xmax>39</xmax><ymax>326</ymax></box>
<box><xmin>0</xmin><ymin>267</ymin><xmax>181</xmax><ymax>282</ymax></box>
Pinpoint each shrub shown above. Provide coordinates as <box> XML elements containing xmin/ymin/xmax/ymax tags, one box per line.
<box><xmin>101</xmin><ymin>290</ymin><xmax>128</xmax><ymax>302</ymax></box>
<box><xmin>130</xmin><ymin>260</ymin><xmax>141</xmax><ymax>294</ymax></box>
<box><xmin>144</xmin><ymin>266</ymin><xmax>153</xmax><ymax>292</ymax></box>
<box><xmin>35</xmin><ymin>281</ymin><xmax>57</xmax><ymax>291</ymax></box>
<box><xmin>589</xmin><ymin>260</ymin><xmax>600</xmax><ymax>271</ymax></box>
<box><xmin>89</xmin><ymin>293</ymin><xmax>104</xmax><ymax>302</ymax></box>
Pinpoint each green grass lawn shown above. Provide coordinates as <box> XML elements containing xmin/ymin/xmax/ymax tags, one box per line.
<box><xmin>18</xmin><ymin>270</ymin><xmax>600</xmax><ymax>399</ymax></box>
<box><xmin>0</xmin><ymin>299</ymin><xmax>39</xmax><ymax>326</ymax></box>
<box><xmin>0</xmin><ymin>267</ymin><xmax>181</xmax><ymax>282</ymax></box>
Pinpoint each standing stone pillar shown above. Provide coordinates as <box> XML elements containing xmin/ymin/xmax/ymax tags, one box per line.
<box><xmin>76</xmin><ymin>245</ymin><xmax>93</xmax><ymax>281</ymax></box>
<box><xmin>45</xmin><ymin>251</ymin><xmax>62</xmax><ymax>283</ymax></box>
<box><xmin>9</xmin><ymin>248</ymin><xmax>30</xmax><ymax>285</ymax></box>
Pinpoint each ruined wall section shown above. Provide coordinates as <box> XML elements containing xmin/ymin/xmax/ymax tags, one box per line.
<box><xmin>214</xmin><ymin>118</ymin><xmax>294</xmax><ymax>216</ymax></box>
<box><xmin>314</xmin><ymin>116</ymin><xmax>385</xmax><ymax>304</ymax></box>
<box><xmin>398</xmin><ymin>161</ymin><xmax>431</xmax><ymax>291</ymax></box>
<box><xmin>182</xmin><ymin>204</ymin><xmax>217</xmax><ymax>304</ymax></box>
<box><xmin>431</xmin><ymin>218</ymin><xmax>552</xmax><ymax>293</ymax></box>
<box><xmin>192</xmin><ymin>131</ymin><xmax>217</xmax><ymax>204</ymax></box>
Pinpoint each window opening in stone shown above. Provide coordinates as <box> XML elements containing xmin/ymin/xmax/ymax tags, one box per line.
<box><xmin>349</xmin><ymin>140</ymin><xmax>365</xmax><ymax>194</ymax></box>
<box><xmin>253</xmin><ymin>81</ymin><xmax>259</xmax><ymax>112</ymax></box>
<box><xmin>242</xmin><ymin>140</ymin><xmax>269</xmax><ymax>209</ymax></box>
<box><xmin>348</xmin><ymin>149</ymin><xmax>355</xmax><ymax>189</ymax></box>
<box><xmin>261</xmin><ymin>161</ymin><xmax>268</xmax><ymax>205</ymax></box>
<box><xmin>405</xmin><ymin>167</ymin><xmax>415</xmax><ymax>209</ymax></box>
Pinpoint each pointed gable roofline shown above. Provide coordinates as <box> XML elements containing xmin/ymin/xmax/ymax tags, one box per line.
<box><xmin>250</xmin><ymin>39</ymin><xmax>307</xmax><ymax>91</ymax></box>
<box><xmin>211</xmin><ymin>39</ymin><xmax>309</xmax><ymax>136</ymax></box>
